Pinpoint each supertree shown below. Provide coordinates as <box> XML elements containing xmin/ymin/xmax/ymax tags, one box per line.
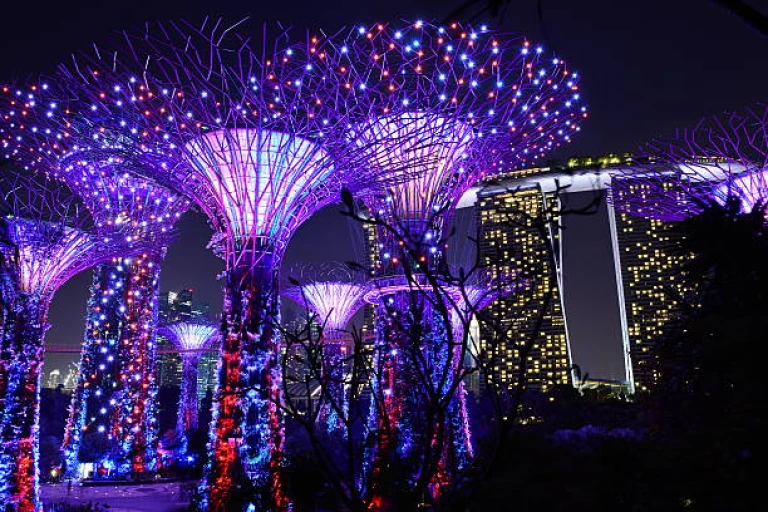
<box><xmin>33</xmin><ymin>20</ymin><xmax>413</xmax><ymax>511</ymax></box>
<box><xmin>300</xmin><ymin>20</ymin><xmax>586</xmax><ymax>507</ymax></box>
<box><xmin>611</xmin><ymin>104</ymin><xmax>768</xmax><ymax>221</ymax></box>
<box><xmin>0</xmin><ymin>169</ymin><xmax>146</xmax><ymax>511</ymax></box>
<box><xmin>161</xmin><ymin>323</ymin><xmax>219</xmax><ymax>447</ymax></box>
<box><xmin>0</xmin><ymin>80</ymin><xmax>192</xmax><ymax>478</ymax></box>
<box><xmin>283</xmin><ymin>264</ymin><xmax>370</xmax><ymax>434</ymax></box>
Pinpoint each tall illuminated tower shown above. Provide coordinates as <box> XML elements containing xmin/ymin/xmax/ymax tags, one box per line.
<box><xmin>56</xmin><ymin>169</ymin><xmax>188</xmax><ymax>478</ymax></box>
<box><xmin>50</xmin><ymin>20</ymin><xmax>402</xmax><ymax>510</ymax></box>
<box><xmin>309</xmin><ymin>21</ymin><xmax>585</xmax><ymax>506</ymax></box>
<box><xmin>0</xmin><ymin>79</ymin><xmax>191</xmax><ymax>477</ymax></box>
<box><xmin>157</xmin><ymin>289</ymin><xmax>212</xmax><ymax>390</ymax></box>
<box><xmin>0</xmin><ymin>170</ymin><xmax>142</xmax><ymax>511</ymax></box>
<box><xmin>162</xmin><ymin>323</ymin><xmax>218</xmax><ymax>443</ymax></box>
<box><xmin>283</xmin><ymin>267</ymin><xmax>369</xmax><ymax>433</ymax></box>
<box><xmin>476</xmin><ymin>184</ymin><xmax>572</xmax><ymax>393</ymax></box>
<box><xmin>610</xmin><ymin>104</ymin><xmax>767</xmax><ymax>392</ymax></box>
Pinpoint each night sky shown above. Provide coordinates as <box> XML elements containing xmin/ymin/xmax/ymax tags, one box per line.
<box><xmin>2</xmin><ymin>0</ymin><xmax>766</xmax><ymax>380</ymax></box>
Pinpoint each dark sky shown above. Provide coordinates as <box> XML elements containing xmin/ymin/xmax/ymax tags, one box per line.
<box><xmin>3</xmin><ymin>0</ymin><xmax>767</xmax><ymax>379</ymax></box>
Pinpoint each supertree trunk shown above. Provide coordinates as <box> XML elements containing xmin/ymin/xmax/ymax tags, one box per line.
<box><xmin>61</xmin><ymin>262</ymin><xmax>124</xmax><ymax>479</ymax></box>
<box><xmin>365</xmin><ymin>292</ymin><xmax>451</xmax><ymax>512</ymax></box>
<box><xmin>116</xmin><ymin>252</ymin><xmax>163</xmax><ymax>476</ymax></box>
<box><xmin>429</xmin><ymin>381</ymin><xmax>473</xmax><ymax>501</ymax></box>
<box><xmin>0</xmin><ymin>225</ymin><xmax>16</xmax><ymax>407</ymax></box>
<box><xmin>0</xmin><ymin>292</ymin><xmax>48</xmax><ymax>512</ymax></box>
<box><xmin>206</xmin><ymin>254</ymin><xmax>287</xmax><ymax>512</ymax></box>
<box><xmin>428</xmin><ymin>327</ymin><xmax>474</xmax><ymax>501</ymax></box>
<box><xmin>178</xmin><ymin>354</ymin><xmax>202</xmax><ymax>436</ymax></box>
<box><xmin>319</xmin><ymin>340</ymin><xmax>349</xmax><ymax>435</ymax></box>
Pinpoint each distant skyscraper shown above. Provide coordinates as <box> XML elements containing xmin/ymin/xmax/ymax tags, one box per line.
<box><xmin>608</xmin><ymin>178</ymin><xmax>694</xmax><ymax>393</ymax></box>
<box><xmin>476</xmin><ymin>183</ymin><xmax>572</xmax><ymax>393</ymax></box>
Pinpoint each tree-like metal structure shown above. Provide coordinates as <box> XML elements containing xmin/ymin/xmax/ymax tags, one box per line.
<box><xmin>0</xmin><ymin>80</ymin><xmax>192</xmax><ymax>478</ymax></box>
<box><xmin>162</xmin><ymin>323</ymin><xmax>219</xmax><ymax>444</ymax></box>
<box><xmin>0</xmin><ymin>169</ymin><xmax>143</xmax><ymax>511</ymax></box>
<box><xmin>283</xmin><ymin>264</ymin><xmax>370</xmax><ymax>433</ymax></box>
<box><xmin>306</xmin><ymin>20</ymin><xmax>585</xmax><ymax>506</ymax></box>
<box><xmin>39</xmin><ymin>19</ymin><xmax>411</xmax><ymax>511</ymax></box>
<box><xmin>611</xmin><ymin>104</ymin><xmax>768</xmax><ymax>221</ymax></box>
<box><xmin>284</xmin><ymin>265</ymin><xmax>370</xmax><ymax>339</ymax></box>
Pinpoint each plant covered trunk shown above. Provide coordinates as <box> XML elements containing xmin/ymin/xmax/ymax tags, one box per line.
<box><xmin>61</xmin><ymin>261</ymin><xmax>124</xmax><ymax>479</ymax></box>
<box><xmin>116</xmin><ymin>252</ymin><xmax>163</xmax><ymax>476</ymax></box>
<box><xmin>365</xmin><ymin>291</ymin><xmax>453</xmax><ymax>512</ymax></box>
<box><xmin>178</xmin><ymin>354</ymin><xmax>202</xmax><ymax>435</ymax></box>
<box><xmin>61</xmin><ymin>253</ymin><xmax>164</xmax><ymax>479</ymax></box>
<box><xmin>318</xmin><ymin>339</ymin><xmax>350</xmax><ymax>435</ymax></box>
<box><xmin>0</xmin><ymin>292</ymin><xmax>48</xmax><ymax>512</ymax></box>
<box><xmin>207</xmin><ymin>252</ymin><xmax>287</xmax><ymax>512</ymax></box>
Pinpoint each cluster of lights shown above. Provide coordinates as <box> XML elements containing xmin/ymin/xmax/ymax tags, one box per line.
<box><xmin>62</xmin><ymin>258</ymin><xmax>128</xmax><ymax>478</ymax></box>
<box><xmin>62</xmin><ymin>253</ymin><xmax>164</xmax><ymax>478</ymax></box>
<box><xmin>323</xmin><ymin>21</ymin><xmax>587</xmax><ymax>502</ymax></box>
<box><xmin>0</xmin><ymin>17</ymin><xmax>588</xmax><ymax>510</ymax></box>
<box><xmin>291</xmin><ymin>21</ymin><xmax>587</xmax><ymax>278</ymax></box>
<box><xmin>114</xmin><ymin>253</ymin><xmax>163</xmax><ymax>475</ymax></box>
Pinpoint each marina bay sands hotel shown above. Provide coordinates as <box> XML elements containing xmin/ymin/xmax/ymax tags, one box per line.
<box><xmin>457</xmin><ymin>155</ymin><xmax>693</xmax><ymax>396</ymax></box>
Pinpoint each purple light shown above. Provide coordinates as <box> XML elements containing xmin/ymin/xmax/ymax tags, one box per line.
<box><xmin>0</xmin><ymin>171</ymin><xmax>145</xmax><ymax>508</ymax></box>
<box><xmin>6</xmin><ymin>220</ymin><xmax>97</xmax><ymax>298</ymax></box>
<box><xmin>284</xmin><ymin>281</ymin><xmax>369</xmax><ymax>335</ymax></box>
<box><xmin>184</xmin><ymin>128</ymin><xmax>337</xmax><ymax>254</ymax></box>
<box><xmin>715</xmin><ymin>167</ymin><xmax>768</xmax><ymax>213</ymax></box>
<box><xmin>323</xmin><ymin>20</ymin><xmax>586</xmax><ymax>502</ymax></box>
<box><xmin>611</xmin><ymin>104</ymin><xmax>768</xmax><ymax>221</ymax></box>
<box><xmin>163</xmin><ymin>323</ymin><xmax>218</xmax><ymax>436</ymax></box>
<box><xmin>349</xmin><ymin>113</ymin><xmax>474</xmax><ymax>225</ymax></box>
<box><xmin>165</xmin><ymin>323</ymin><xmax>219</xmax><ymax>352</ymax></box>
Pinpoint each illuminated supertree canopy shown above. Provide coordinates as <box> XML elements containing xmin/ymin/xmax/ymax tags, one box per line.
<box><xmin>303</xmin><ymin>20</ymin><xmax>586</xmax><ymax>272</ymax></box>
<box><xmin>162</xmin><ymin>323</ymin><xmax>219</xmax><ymax>439</ymax></box>
<box><xmin>0</xmin><ymin>169</ymin><xmax>145</xmax><ymax>511</ymax></box>
<box><xmin>0</xmin><ymin>79</ymin><xmax>192</xmax><ymax>479</ymax></box>
<box><xmin>611</xmin><ymin>104</ymin><xmax>768</xmax><ymax>221</ymax></box>
<box><xmin>283</xmin><ymin>264</ymin><xmax>370</xmax><ymax>338</ymax></box>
